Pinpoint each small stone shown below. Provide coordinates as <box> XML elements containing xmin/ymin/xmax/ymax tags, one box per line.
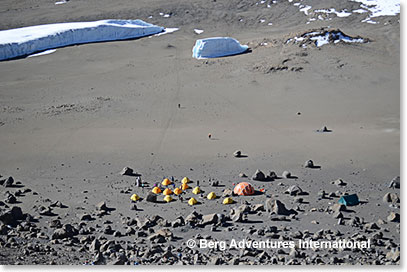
<box><xmin>233</xmin><ymin>150</ymin><xmax>242</xmax><ymax>158</ymax></box>
<box><xmin>239</xmin><ymin>173</ymin><xmax>247</xmax><ymax>178</ymax></box>
<box><xmin>79</xmin><ymin>214</ymin><xmax>93</xmax><ymax>221</ymax></box>
<box><xmin>331</xmin><ymin>204</ymin><xmax>346</xmax><ymax>213</ymax></box>
<box><xmin>332</xmin><ymin>211</ymin><xmax>343</xmax><ymax>219</ymax></box>
<box><xmin>282</xmin><ymin>171</ymin><xmax>291</xmax><ymax>179</ymax></box>
<box><xmin>332</xmin><ymin>179</ymin><xmax>347</xmax><ymax>186</ymax></box>
<box><xmin>386</xmin><ymin>248</ymin><xmax>400</xmax><ymax>262</ymax></box>
<box><xmin>222</xmin><ymin>188</ymin><xmax>233</xmax><ymax>197</ymax></box>
<box><xmin>285</xmin><ymin>185</ymin><xmax>304</xmax><ymax>196</ymax></box>
<box><xmin>96</xmin><ymin>201</ymin><xmax>108</xmax><ymax>211</ymax></box>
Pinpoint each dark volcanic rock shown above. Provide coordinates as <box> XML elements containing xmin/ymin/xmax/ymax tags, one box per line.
<box><xmin>146</xmin><ymin>193</ymin><xmax>157</xmax><ymax>203</ymax></box>
<box><xmin>0</xmin><ymin>176</ymin><xmax>14</xmax><ymax>187</ymax></box>
<box><xmin>0</xmin><ymin>206</ymin><xmax>23</xmax><ymax>226</ymax></box>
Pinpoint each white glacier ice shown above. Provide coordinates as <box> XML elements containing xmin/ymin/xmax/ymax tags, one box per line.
<box><xmin>192</xmin><ymin>37</ymin><xmax>248</xmax><ymax>59</ymax></box>
<box><xmin>0</xmin><ymin>19</ymin><xmax>164</xmax><ymax>61</ymax></box>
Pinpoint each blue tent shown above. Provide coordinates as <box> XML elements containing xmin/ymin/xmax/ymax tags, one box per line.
<box><xmin>338</xmin><ymin>194</ymin><xmax>359</xmax><ymax>206</ymax></box>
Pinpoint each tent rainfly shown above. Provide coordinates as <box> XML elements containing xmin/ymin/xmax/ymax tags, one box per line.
<box><xmin>338</xmin><ymin>194</ymin><xmax>359</xmax><ymax>206</ymax></box>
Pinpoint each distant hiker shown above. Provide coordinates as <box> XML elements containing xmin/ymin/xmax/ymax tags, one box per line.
<box><xmin>171</xmin><ymin>176</ymin><xmax>175</xmax><ymax>182</ymax></box>
<box><xmin>135</xmin><ymin>177</ymin><xmax>140</xmax><ymax>187</ymax></box>
<box><xmin>178</xmin><ymin>104</ymin><xmax>181</xmax><ymax>108</ymax></box>
<box><xmin>208</xmin><ymin>133</ymin><xmax>212</xmax><ymax>139</ymax></box>
<box><xmin>197</xmin><ymin>180</ymin><xmax>200</xmax><ymax>186</ymax></box>
<box><xmin>179</xmin><ymin>196</ymin><xmax>183</xmax><ymax>203</ymax></box>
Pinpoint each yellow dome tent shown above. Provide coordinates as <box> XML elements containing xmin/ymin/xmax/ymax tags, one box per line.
<box><xmin>174</xmin><ymin>188</ymin><xmax>182</xmax><ymax>195</ymax></box>
<box><xmin>164</xmin><ymin>195</ymin><xmax>173</xmax><ymax>203</ymax></box>
<box><xmin>223</xmin><ymin>197</ymin><xmax>234</xmax><ymax>204</ymax></box>
<box><xmin>207</xmin><ymin>192</ymin><xmax>217</xmax><ymax>200</ymax></box>
<box><xmin>130</xmin><ymin>194</ymin><xmax>140</xmax><ymax>202</ymax></box>
<box><xmin>181</xmin><ymin>184</ymin><xmax>189</xmax><ymax>190</ymax></box>
<box><xmin>188</xmin><ymin>197</ymin><xmax>198</xmax><ymax>206</ymax></box>
<box><xmin>192</xmin><ymin>186</ymin><xmax>201</xmax><ymax>194</ymax></box>
<box><xmin>152</xmin><ymin>187</ymin><xmax>162</xmax><ymax>194</ymax></box>
<box><xmin>163</xmin><ymin>188</ymin><xmax>173</xmax><ymax>195</ymax></box>
<box><xmin>181</xmin><ymin>177</ymin><xmax>190</xmax><ymax>184</ymax></box>
<box><xmin>162</xmin><ymin>178</ymin><xmax>172</xmax><ymax>186</ymax></box>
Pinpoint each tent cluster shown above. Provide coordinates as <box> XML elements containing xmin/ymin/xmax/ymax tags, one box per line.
<box><xmin>130</xmin><ymin>179</ymin><xmax>257</xmax><ymax>206</ymax></box>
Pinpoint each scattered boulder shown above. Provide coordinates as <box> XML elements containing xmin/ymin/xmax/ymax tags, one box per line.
<box><xmin>267</xmin><ymin>171</ymin><xmax>278</xmax><ymax>180</ymax></box>
<box><xmin>239</xmin><ymin>173</ymin><xmax>247</xmax><ymax>178</ymax></box>
<box><xmin>383</xmin><ymin>192</ymin><xmax>399</xmax><ymax>204</ymax></box>
<box><xmin>282</xmin><ymin>171</ymin><xmax>291</xmax><ymax>179</ymax></box>
<box><xmin>51</xmin><ymin>224</ymin><xmax>75</xmax><ymax>240</ymax></box>
<box><xmin>387</xmin><ymin>212</ymin><xmax>400</xmax><ymax>223</ymax></box>
<box><xmin>120</xmin><ymin>167</ymin><xmax>134</xmax><ymax>176</ymax></box>
<box><xmin>201</xmin><ymin>214</ymin><xmax>218</xmax><ymax>226</ymax></box>
<box><xmin>148</xmin><ymin>233</ymin><xmax>166</xmax><ymax>243</ymax></box>
<box><xmin>5</xmin><ymin>193</ymin><xmax>17</xmax><ymax>204</ymax></box>
<box><xmin>265</xmin><ymin>199</ymin><xmax>297</xmax><ymax>216</ymax></box>
<box><xmin>222</xmin><ymin>188</ymin><xmax>233</xmax><ymax>197</ymax></box>
<box><xmin>332</xmin><ymin>179</ymin><xmax>347</xmax><ymax>186</ymax></box>
<box><xmin>331</xmin><ymin>204</ymin><xmax>346</xmax><ymax>213</ymax></box>
<box><xmin>0</xmin><ymin>206</ymin><xmax>23</xmax><ymax>226</ymax></box>
<box><xmin>233</xmin><ymin>150</ymin><xmax>242</xmax><ymax>158</ymax></box>
<box><xmin>96</xmin><ymin>201</ymin><xmax>108</xmax><ymax>211</ymax></box>
<box><xmin>304</xmin><ymin>160</ymin><xmax>314</xmax><ymax>168</ymax></box>
<box><xmin>171</xmin><ymin>216</ymin><xmax>185</xmax><ymax>228</ymax></box>
<box><xmin>231</xmin><ymin>210</ymin><xmax>244</xmax><ymax>222</ymax></box>
<box><xmin>252</xmin><ymin>169</ymin><xmax>266</xmax><ymax>181</ymax></box>
<box><xmin>386</xmin><ymin>248</ymin><xmax>400</xmax><ymax>262</ymax></box>
<box><xmin>285</xmin><ymin>185</ymin><xmax>304</xmax><ymax>196</ymax></box>
<box><xmin>388</xmin><ymin>176</ymin><xmax>400</xmax><ymax>189</ymax></box>
<box><xmin>0</xmin><ymin>176</ymin><xmax>14</xmax><ymax>187</ymax></box>
<box><xmin>146</xmin><ymin>193</ymin><xmax>157</xmax><ymax>203</ymax></box>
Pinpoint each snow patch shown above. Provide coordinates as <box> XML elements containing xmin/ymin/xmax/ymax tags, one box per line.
<box><xmin>287</xmin><ymin>29</ymin><xmax>367</xmax><ymax>48</ymax></box>
<box><xmin>192</xmin><ymin>37</ymin><xmax>248</xmax><ymax>59</ymax></box>
<box><xmin>194</xmin><ymin>29</ymin><xmax>204</xmax><ymax>35</ymax></box>
<box><xmin>27</xmin><ymin>49</ymin><xmax>56</xmax><ymax>58</ymax></box>
<box><xmin>0</xmin><ymin>19</ymin><xmax>164</xmax><ymax>61</ymax></box>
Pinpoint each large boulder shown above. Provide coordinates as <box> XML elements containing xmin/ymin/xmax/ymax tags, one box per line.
<box><xmin>201</xmin><ymin>214</ymin><xmax>218</xmax><ymax>226</ymax></box>
<box><xmin>265</xmin><ymin>199</ymin><xmax>297</xmax><ymax>216</ymax></box>
<box><xmin>252</xmin><ymin>169</ymin><xmax>266</xmax><ymax>181</ymax></box>
<box><xmin>0</xmin><ymin>206</ymin><xmax>23</xmax><ymax>226</ymax></box>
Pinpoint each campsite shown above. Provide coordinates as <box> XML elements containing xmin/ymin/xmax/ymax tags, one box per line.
<box><xmin>0</xmin><ymin>0</ymin><xmax>400</xmax><ymax>266</ymax></box>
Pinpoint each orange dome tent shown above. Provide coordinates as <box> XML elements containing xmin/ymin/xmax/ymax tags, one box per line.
<box><xmin>181</xmin><ymin>184</ymin><xmax>189</xmax><ymax>190</ymax></box>
<box><xmin>174</xmin><ymin>188</ymin><xmax>182</xmax><ymax>195</ymax></box>
<box><xmin>162</xmin><ymin>178</ymin><xmax>172</xmax><ymax>186</ymax></box>
<box><xmin>233</xmin><ymin>182</ymin><xmax>255</xmax><ymax>196</ymax></box>
<box><xmin>163</xmin><ymin>188</ymin><xmax>173</xmax><ymax>195</ymax></box>
<box><xmin>152</xmin><ymin>187</ymin><xmax>162</xmax><ymax>194</ymax></box>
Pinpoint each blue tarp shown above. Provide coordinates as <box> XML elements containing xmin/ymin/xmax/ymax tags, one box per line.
<box><xmin>192</xmin><ymin>37</ymin><xmax>248</xmax><ymax>59</ymax></box>
<box><xmin>0</xmin><ymin>19</ymin><xmax>164</xmax><ymax>60</ymax></box>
